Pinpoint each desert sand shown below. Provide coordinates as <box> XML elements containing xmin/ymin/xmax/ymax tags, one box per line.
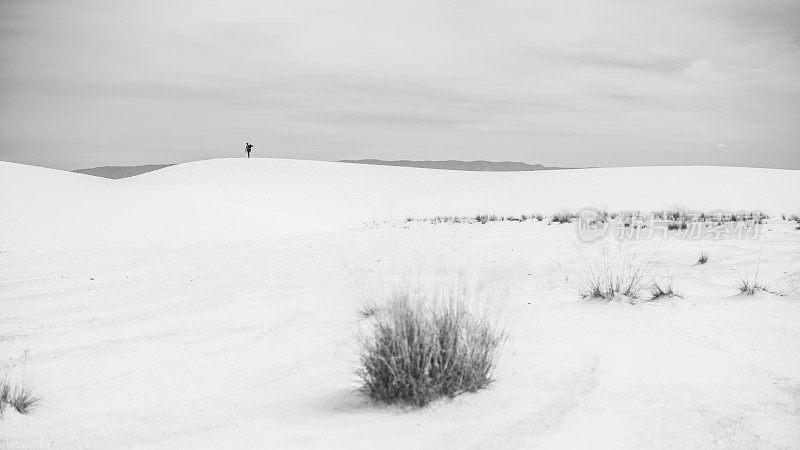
<box><xmin>2</xmin><ymin>159</ymin><xmax>799</xmax><ymax>448</ymax></box>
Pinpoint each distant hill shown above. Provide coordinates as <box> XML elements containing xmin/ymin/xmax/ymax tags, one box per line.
<box><xmin>339</xmin><ymin>159</ymin><xmax>572</xmax><ymax>171</ymax></box>
<box><xmin>73</xmin><ymin>164</ymin><xmax>174</xmax><ymax>179</ymax></box>
<box><xmin>73</xmin><ymin>160</ymin><xmax>573</xmax><ymax>179</ymax></box>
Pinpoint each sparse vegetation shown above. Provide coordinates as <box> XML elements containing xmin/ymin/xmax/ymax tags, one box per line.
<box><xmin>402</xmin><ymin>208</ymin><xmax>772</xmax><ymax>232</ymax></box>
<box><xmin>357</xmin><ymin>287</ymin><xmax>504</xmax><ymax>407</ymax></box>
<box><xmin>578</xmin><ymin>208</ymin><xmax>614</xmax><ymax>227</ymax></box>
<box><xmin>736</xmin><ymin>271</ymin><xmax>770</xmax><ymax>295</ymax></box>
<box><xmin>521</xmin><ymin>213</ymin><xmax>545</xmax><ymax>222</ymax></box>
<box><xmin>660</xmin><ymin>208</ymin><xmax>689</xmax><ymax>230</ymax></box>
<box><xmin>0</xmin><ymin>380</ymin><xmax>39</xmax><ymax>416</ymax></box>
<box><xmin>617</xmin><ymin>210</ymin><xmax>646</xmax><ymax>228</ymax></box>
<box><xmin>736</xmin><ymin>277</ymin><xmax>770</xmax><ymax>295</ymax></box>
<box><xmin>550</xmin><ymin>210</ymin><xmax>577</xmax><ymax>224</ymax></box>
<box><xmin>784</xmin><ymin>213</ymin><xmax>800</xmax><ymax>230</ymax></box>
<box><xmin>697</xmin><ymin>252</ymin><xmax>709</xmax><ymax>265</ymax></box>
<box><xmin>667</xmin><ymin>220</ymin><xmax>688</xmax><ymax>230</ymax></box>
<box><xmin>648</xmin><ymin>279</ymin><xmax>681</xmax><ymax>300</ymax></box>
<box><xmin>592</xmin><ymin>209</ymin><xmax>614</xmax><ymax>223</ymax></box>
<box><xmin>403</xmin><ymin>213</ymin><xmax>550</xmax><ymax>225</ymax></box>
<box><xmin>470</xmin><ymin>214</ymin><xmax>501</xmax><ymax>224</ymax></box>
<box><xmin>579</xmin><ymin>257</ymin><xmax>651</xmax><ymax>301</ymax></box>
<box><xmin>654</xmin><ymin>208</ymin><xmax>687</xmax><ymax>222</ymax></box>
<box><xmin>736</xmin><ymin>267</ymin><xmax>771</xmax><ymax>296</ymax></box>
<box><xmin>431</xmin><ymin>215</ymin><xmax>461</xmax><ymax>224</ymax></box>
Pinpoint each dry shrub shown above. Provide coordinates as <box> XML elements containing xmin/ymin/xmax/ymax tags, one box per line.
<box><xmin>0</xmin><ymin>380</ymin><xmax>39</xmax><ymax>416</ymax></box>
<box><xmin>357</xmin><ymin>284</ymin><xmax>504</xmax><ymax>407</ymax></box>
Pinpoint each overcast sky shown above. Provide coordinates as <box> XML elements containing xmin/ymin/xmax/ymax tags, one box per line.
<box><xmin>1</xmin><ymin>0</ymin><xmax>799</xmax><ymax>170</ymax></box>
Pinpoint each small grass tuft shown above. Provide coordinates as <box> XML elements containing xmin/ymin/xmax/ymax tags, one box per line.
<box><xmin>697</xmin><ymin>252</ymin><xmax>709</xmax><ymax>265</ymax></box>
<box><xmin>735</xmin><ymin>266</ymin><xmax>772</xmax><ymax>295</ymax></box>
<box><xmin>0</xmin><ymin>381</ymin><xmax>39</xmax><ymax>415</ymax></box>
<box><xmin>736</xmin><ymin>278</ymin><xmax>770</xmax><ymax>295</ymax></box>
<box><xmin>579</xmin><ymin>256</ymin><xmax>651</xmax><ymax>301</ymax></box>
<box><xmin>648</xmin><ymin>279</ymin><xmax>681</xmax><ymax>300</ymax></box>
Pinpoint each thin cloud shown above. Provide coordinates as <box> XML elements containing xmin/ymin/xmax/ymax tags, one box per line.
<box><xmin>0</xmin><ymin>0</ymin><xmax>799</xmax><ymax>170</ymax></box>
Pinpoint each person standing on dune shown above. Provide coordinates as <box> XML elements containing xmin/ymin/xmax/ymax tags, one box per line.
<box><xmin>245</xmin><ymin>142</ymin><xmax>254</xmax><ymax>158</ymax></box>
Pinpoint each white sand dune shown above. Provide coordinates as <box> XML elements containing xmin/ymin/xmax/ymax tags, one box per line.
<box><xmin>1</xmin><ymin>159</ymin><xmax>799</xmax><ymax>449</ymax></box>
<box><xmin>2</xmin><ymin>158</ymin><xmax>798</xmax><ymax>250</ymax></box>
<box><xmin>128</xmin><ymin>158</ymin><xmax>799</xmax><ymax>221</ymax></box>
<box><xmin>0</xmin><ymin>160</ymin><xmax>321</xmax><ymax>251</ymax></box>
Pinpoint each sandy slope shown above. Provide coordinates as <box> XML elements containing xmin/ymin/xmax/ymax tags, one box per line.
<box><xmin>2</xmin><ymin>158</ymin><xmax>798</xmax><ymax>250</ymax></box>
<box><xmin>126</xmin><ymin>158</ymin><xmax>800</xmax><ymax>221</ymax></box>
<box><xmin>1</xmin><ymin>158</ymin><xmax>799</xmax><ymax>449</ymax></box>
<box><xmin>0</xmin><ymin>161</ymin><xmax>321</xmax><ymax>251</ymax></box>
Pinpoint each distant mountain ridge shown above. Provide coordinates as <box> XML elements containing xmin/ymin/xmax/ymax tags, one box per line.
<box><xmin>339</xmin><ymin>159</ymin><xmax>572</xmax><ymax>171</ymax></box>
<box><xmin>73</xmin><ymin>164</ymin><xmax>174</xmax><ymax>179</ymax></box>
<box><xmin>73</xmin><ymin>159</ymin><xmax>573</xmax><ymax>179</ymax></box>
